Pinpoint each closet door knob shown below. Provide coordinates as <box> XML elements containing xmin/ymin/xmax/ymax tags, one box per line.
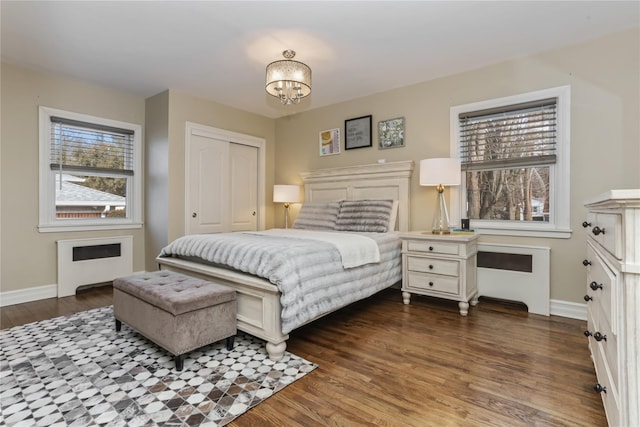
<box><xmin>192</xmin><ymin>212</ymin><xmax>197</xmax><ymax>218</ymax></box>
<box><xmin>592</xmin><ymin>226</ymin><xmax>605</xmax><ymax>236</ymax></box>
<box><xmin>582</xmin><ymin>221</ymin><xmax>591</xmax><ymax>228</ymax></box>
<box><xmin>584</xmin><ymin>295</ymin><xmax>593</xmax><ymax>302</ymax></box>
<box><xmin>582</xmin><ymin>259</ymin><xmax>592</xmax><ymax>266</ymax></box>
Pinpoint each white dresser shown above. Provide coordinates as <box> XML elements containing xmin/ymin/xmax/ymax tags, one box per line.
<box><xmin>583</xmin><ymin>190</ymin><xmax>640</xmax><ymax>427</ymax></box>
<box><xmin>399</xmin><ymin>232</ymin><xmax>478</xmax><ymax>316</ymax></box>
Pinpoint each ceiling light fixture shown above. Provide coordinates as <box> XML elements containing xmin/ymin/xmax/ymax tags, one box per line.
<box><xmin>265</xmin><ymin>50</ymin><xmax>311</xmax><ymax>105</ymax></box>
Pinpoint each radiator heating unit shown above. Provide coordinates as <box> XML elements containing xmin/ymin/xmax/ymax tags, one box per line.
<box><xmin>476</xmin><ymin>243</ymin><xmax>550</xmax><ymax>315</ymax></box>
<box><xmin>57</xmin><ymin>236</ymin><xmax>133</xmax><ymax>297</ymax></box>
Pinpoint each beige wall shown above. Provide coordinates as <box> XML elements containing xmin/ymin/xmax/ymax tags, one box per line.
<box><xmin>1</xmin><ymin>28</ymin><xmax>637</xmax><ymax>306</ymax></box>
<box><xmin>274</xmin><ymin>28</ymin><xmax>640</xmax><ymax>303</ymax></box>
<box><xmin>144</xmin><ymin>90</ymin><xmax>276</xmax><ymax>270</ymax></box>
<box><xmin>0</xmin><ymin>63</ymin><xmax>147</xmax><ymax>293</ymax></box>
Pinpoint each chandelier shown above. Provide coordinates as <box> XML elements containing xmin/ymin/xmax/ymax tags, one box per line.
<box><xmin>265</xmin><ymin>50</ymin><xmax>312</xmax><ymax>105</ymax></box>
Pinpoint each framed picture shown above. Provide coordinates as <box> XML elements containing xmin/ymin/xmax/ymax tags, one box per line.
<box><xmin>378</xmin><ymin>117</ymin><xmax>405</xmax><ymax>149</ymax></box>
<box><xmin>345</xmin><ymin>115</ymin><xmax>372</xmax><ymax>150</ymax></box>
<box><xmin>319</xmin><ymin>128</ymin><xmax>340</xmax><ymax>156</ymax></box>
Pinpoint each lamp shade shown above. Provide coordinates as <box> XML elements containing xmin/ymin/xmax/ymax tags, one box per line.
<box><xmin>273</xmin><ymin>185</ymin><xmax>301</xmax><ymax>203</ymax></box>
<box><xmin>419</xmin><ymin>158</ymin><xmax>461</xmax><ymax>186</ymax></box>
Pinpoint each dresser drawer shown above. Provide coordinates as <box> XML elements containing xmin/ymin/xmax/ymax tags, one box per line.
<box><xmin>405</xmin><ymin>240</ymin><xmax>460</xmax><ymax>256</ymax></box>
<box><xmin>586</xmin><ymin>212</ymin><xmax>622</xmax><ymax>259</ymax></box>
<box><xmin>407</xmin><ymin>256</ymin><xmax>459</xmax><ymax>277</ymax></box>
<box><xmin>587</xmin><ymin>308</ymin><xmax>618</xmax><ymax>392</ymax></box>
<box><xmin>586</xmin><ymin>243</ymin><xmax>617</xmax><ymax>333</ymax></box>
<box><xmin>405</xmin><ymin>271</ymin><xmax>459</xmax><ymax>295</ymax></box>
<box><xmin>592</xmin><ymin>338</ymin><xmax>621</xmax><ymax>427</ymax></box>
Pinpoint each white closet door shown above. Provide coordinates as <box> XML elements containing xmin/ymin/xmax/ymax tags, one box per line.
<box><xmin>187</xmin><ymin>134</ymin><xmax>229</xmax><ymax>234</ymax></box>
<box><xmin>229</xmin><ymin>142</ymin><xmax>258</xmax><ymax>231</ymax></box>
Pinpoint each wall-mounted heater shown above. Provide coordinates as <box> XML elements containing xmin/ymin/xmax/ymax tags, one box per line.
<box><xmin>57</xmin><ymin>236</ymin><xmax>133</xmax><ymax>297</ymax></box>
<box><xmin>476</xmin><ymin>243</ymin><xmax>550</xmax><ymax>315</ymax></box>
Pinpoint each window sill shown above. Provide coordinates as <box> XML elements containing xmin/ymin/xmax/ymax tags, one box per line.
<box><xmin>38</xmin><ymin>222</ymin><xmax>143</xmax><ymax>233</ymax></box>
<box><xmin>472</xmin><ymin>226</ymin><xmax>572</xmax><ymax>239</ymax></box>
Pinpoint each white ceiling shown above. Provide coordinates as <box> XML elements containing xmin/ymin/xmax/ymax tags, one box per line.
<box><xmin>2</xmin><ymin>1</ymin><xmax>638</xmax><ymax>119</ymax></box>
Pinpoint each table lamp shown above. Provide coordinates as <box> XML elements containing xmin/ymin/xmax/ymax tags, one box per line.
<box><xmin>420</xmin><ymin>158</ymin><xmax>461</xmax><ymax>234</ymax></box>
<box><xmin>273</xmin><ymin>185</ymin><xmax>301</xmax><ymax>228</ymax></box>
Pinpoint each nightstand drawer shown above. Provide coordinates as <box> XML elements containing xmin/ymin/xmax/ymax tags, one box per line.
<box><xmin>405</xmin><ymin>240</ymin><xmax>460</xmax><ymax>256</ymax></box>
<box><xmin>407</xmin><ymin>256</ymin><xmax>459</xmax><ymax>277</ymax></box>
<box><xmin>406</xmin><ymin>271</ymin><xmax>459</xmax><ymax>295</ymax></box>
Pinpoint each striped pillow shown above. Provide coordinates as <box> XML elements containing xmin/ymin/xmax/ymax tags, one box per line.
<box><xmin>335</xmin><ymin>199</ymin><xmax>395</xmax><ymax>232</ymax></box>
<box><xmin>292</xmin><ymin>201</ymin><xmax>342</xmax><ymax>231</ymax></box>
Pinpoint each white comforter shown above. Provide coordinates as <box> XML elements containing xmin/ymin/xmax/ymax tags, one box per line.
<box><xmin>159</xmin><ymin>229</ymin><xmax>401</xmax><ymax>333</ymax></box>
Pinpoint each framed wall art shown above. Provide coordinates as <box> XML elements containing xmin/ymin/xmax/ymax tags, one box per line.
<box><xmin>378</xmin><ymin>117</ymin><xmax>405</xmax><ymax>149</ymax></box>
<box><xmin>345</xmin><ymin>115</ymin><xmax>372</xmax><ymax>150</ymax></box>
<box><xmin>319</xmin><ymin>128</ymin><xmax>340</xmax><ymax>156</ymax></box>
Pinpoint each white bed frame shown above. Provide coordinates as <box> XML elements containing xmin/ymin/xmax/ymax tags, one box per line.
<box><xmin>157</xmin><ymin>161</ymin><xmax>414</xmax><ymax>360</ymax></box>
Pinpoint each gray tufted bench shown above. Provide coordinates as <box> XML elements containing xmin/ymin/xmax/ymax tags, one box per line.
<box><xmin>113</xmin><ymin>270</ymin><xmax>237</xmax><ymax>371</ymax></box>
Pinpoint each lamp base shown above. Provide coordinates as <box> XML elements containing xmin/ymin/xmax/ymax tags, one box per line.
<box><xmin>431</xmin><ymin>187</ymin><xmax>451</xmax><ymax>235</ymax></box>
<box><xmin>431</xmin><ymin>229</ymin><xmax>451</xmax><ymax>235</ymax></box>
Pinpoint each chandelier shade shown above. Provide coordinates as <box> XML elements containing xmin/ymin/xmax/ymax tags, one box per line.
<box><xmin>265</xmin><ymin>50</ymin><xmax>312</xmax><ymax>105</ymax></box>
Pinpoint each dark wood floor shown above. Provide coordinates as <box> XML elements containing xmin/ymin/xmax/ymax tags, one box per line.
<box><xmin>1</xmin><ymin>286</ymin><xmax>606</xmax><ymax>426</ymax></box>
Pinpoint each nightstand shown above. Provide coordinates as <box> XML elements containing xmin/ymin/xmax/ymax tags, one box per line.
<box><xmin>399</xmin><ymin>231</ymin><xmax>479</xmax><ymax>316</ymax></box>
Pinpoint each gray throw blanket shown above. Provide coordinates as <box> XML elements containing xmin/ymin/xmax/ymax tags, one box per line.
<box><xmin>159</xmin><ymin>231</ymin><xmax>401</xmax><ymax>333</ymax></box>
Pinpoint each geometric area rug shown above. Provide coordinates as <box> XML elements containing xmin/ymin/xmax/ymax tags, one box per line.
<box><xmin>0</xmin><ymin>306</ymin><xmax>316</xmax><ymax>426</ymax></box>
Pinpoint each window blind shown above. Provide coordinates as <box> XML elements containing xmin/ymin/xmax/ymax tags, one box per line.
<box><xmin>459</xmin><ymin>98</ymin><xmax>557</xmax><ymax>171</ymax></box>
<box><xmin>49</xmin><ymin>116</ymin><xmax>134</xmax><ymax>175</ymax></box>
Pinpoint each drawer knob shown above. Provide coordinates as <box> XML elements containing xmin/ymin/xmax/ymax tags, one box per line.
<box><xmin>429</xmin><ymin>265</ymin><xmax>434</xmax><ymax>270</ymax></box>
<box><xmin>593</xmin><ymin>383</ymin><xmax>607</xmax><ymax>394</ymax></box>
<box><xmin>582</xmin><ymin>221</ymin><xmax>591</xmax><ymax>228</ymax></box>
<box><xmin>584</xmin><ymin>330</ymin><xmax>593</xmax><ymax>337</ymax></box>
<box><xmin>429</xmin><ymin>281</ymin><xmax>434</xmax><ymax>287</ymax></box>
<box><xmin>582</xmin><ymin>259</ymin><xmax>592</xmax><ymax>266</ymax></box>
<box><xmin>583</xmin><ymin>294</ymin><xmax>593</xmax><ymax>302</ymax></box>
<box><xmin>589</xmin><ymin>281</ymin><xmax>603</xmax><ymax>291</ymax></box>
<box><xmin>593</xmin><ymin>332</ymin><xmax>607</xmax><ymax>342</ymax></box>
<box><xmin>428</xmin><ymin>246</ymin><xmax>434</xmax><ymax>251</ymax></box>
<box><xmin>592</xmin><ymin>226</ymin><xmax>605</xmax><ymax>236</ymax></box>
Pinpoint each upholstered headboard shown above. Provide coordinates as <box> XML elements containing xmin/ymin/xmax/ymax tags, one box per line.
<box><xmin>299</xmin><ymin>161</ymin><xmax>414</xmax><ymax>232</ymax></box>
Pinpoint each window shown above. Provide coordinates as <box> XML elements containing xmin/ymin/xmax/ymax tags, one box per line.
<box><xmin>39</xmin><ymin>106</ymin><xmax>142</xmax><ymax>232</ymax></box>
<box><xmin>450</xmin><ymin>86</ymin><xmax>571</xmax><ymax>238</ymax></box>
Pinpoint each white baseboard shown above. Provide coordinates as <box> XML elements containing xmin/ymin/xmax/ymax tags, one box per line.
<box><xmin>0</xmin><ymin>284</ymin><xmax>57</xmax><ymax>307</ymax></box>
<box><xmin>550</xmin><ymin>299</ymin><xmax>587</xmax><ymax>320</ymax></box>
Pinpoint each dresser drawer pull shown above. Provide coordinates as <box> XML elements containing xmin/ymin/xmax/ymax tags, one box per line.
<box><xmin>429</xmin><ymin>246</ymin><xmax>434</xmax><ymax>251</ymax></box>
<box><xmin>582</xmin><ymin>259</ymin><xmax>591</xmax><ymax>266</ymax></box>
<box><xmin>429</xmin><ymin>282</ymin><xmax>434</xmax><ymax>287</ymax></box>
<box><xmin>582</xmin><ymin>221</ymin><xmax>591</xmax><ymax>228</ymax></box>
<box><xmin>592</xmin><ymin>226</ymin><xmax>605</xmax><ymax>236</ymax></box>
<box><xmin>593</xmin><ymin>332</ymin><xmax>607</xmax><ymax>342</ymax></box>
<box><xmin>429</xmin><ymin>265</ymin><xmax>434</xmax><ymax>270</ymax></box>
<box><xmin>589</xmin><ymin>281</ymin><xmax>603</xmax><ymax>291</ymax></box>
<box><xmin>593</xmin><ymin>383</ymin><xmax>607</xmax><ymax>394</ymax></box>
<box><xmin>584</xmin><ymin>294</ymin><xmax>593</xmax><ymax>302</ymax></box>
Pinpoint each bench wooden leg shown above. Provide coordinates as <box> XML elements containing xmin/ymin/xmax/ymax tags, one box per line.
<box><xmin>115</xmin><ymin>319</ymin><xmax>122</xmax><ymax>332</ymax></box>
<box><xmin>226</xmin><ymin>335</ymin><xmax>235</xmax><ymax>351</ymax></box>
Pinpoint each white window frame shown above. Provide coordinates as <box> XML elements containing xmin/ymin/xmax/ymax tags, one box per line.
<box><xmin>449</xmin><ymin>86</ymin><xmax>571</xmax><ymax>238</ymax></box>
<box><xmin>38</xmin><ymin>106</ymin><xmax>143</xmax><ymax>232</ymax></box>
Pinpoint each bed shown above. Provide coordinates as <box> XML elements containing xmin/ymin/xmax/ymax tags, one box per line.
<box><xmin>157</xmin><ymin>161</ymin><xmax>414</xmax><ymax>360</ymax></box>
